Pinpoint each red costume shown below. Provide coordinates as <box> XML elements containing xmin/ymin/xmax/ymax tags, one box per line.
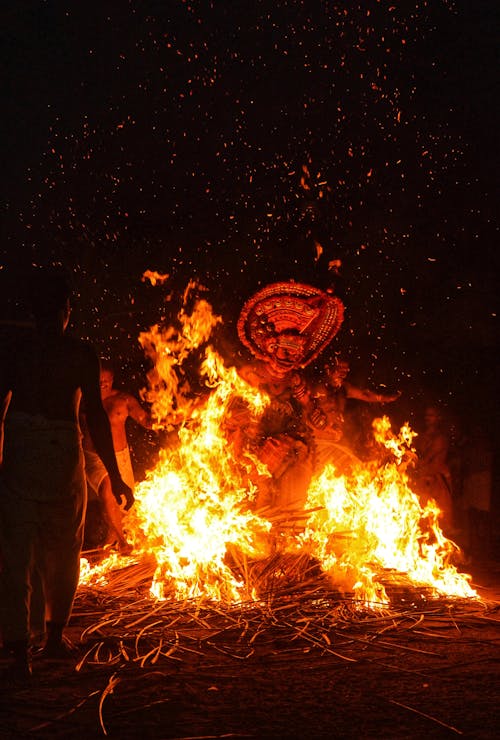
<box><xmin>234</xmin><ymin>282</ymin><xmax>344</xmax><ymax>517</ymax></box>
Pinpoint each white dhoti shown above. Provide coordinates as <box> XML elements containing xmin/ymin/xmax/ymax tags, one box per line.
<box><xmin>84</xmin><ymin>446</ymin><xmax>135</xmax><ymax>494</ymax></box>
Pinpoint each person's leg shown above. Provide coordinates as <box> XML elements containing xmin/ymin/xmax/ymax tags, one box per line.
<box><xmin>276</xmin><ymin>441</ymin><xmax>313</xmax><ymax>512</ymax></box>
<box><xmin>37</xmin><ymin>470</ymin><xmax>87</xmax><ymax>656</ymax></box>
<box><xmin>84</xmin><ymin>450</ymin><xmax>113</xmax><ymax>547</ymax></box>
<box><xmin>98</xmin><ymin>475</ymin><xmax>132</xmax><ymax>553</ymax></box>
<box><xmin>29</xmin><ymin>565</ymin><xmax>46</xmax><ymax>646</ymax></box>
<box><xmin>0</xmin><ymin>487</ymin><xmax>36</xmax><ymax>677</ymax></box>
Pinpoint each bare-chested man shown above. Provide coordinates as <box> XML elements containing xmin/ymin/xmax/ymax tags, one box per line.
<box><xmin>0</xmin><ymin>267</ymin><xmax>133</xmax><ymax>681</ymax></box>
<box><xmin>307</xmin><ymin>357</ymin><xmax>401</xmax><ymax>474</ymax></box>
<box><xmin>412</xmin><ymin>404</ymin><xmax>453</xmax><ymax>529</ymax></box>
<box><xmin>81</xmin><ymin>360</ymin><xmax>152</xmax><ymax>553</ymax></box>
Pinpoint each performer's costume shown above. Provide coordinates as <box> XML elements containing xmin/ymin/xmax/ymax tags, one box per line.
<box><xmin>237</xmin><ymin>281</ymin><xmax>344</xmax><ymax>373</ymax></box>
<box><xmin>235</xmin><ymin>282</ymin><xmax>344</xmax><ymax>516</ymax></box>
<box><xmin>306</xmin><ymin>381</ymin><xmax>359</xmax><ymax>475</ymax></box>
<box><xmin>0</xmin><ymin>412</ymin><xmax>86</xmax><ymax>644</ymax></box>
<box><xmin>85</xmin><ymin>446</ymin><xmax>135</xmax><ymax>494</ymax></box>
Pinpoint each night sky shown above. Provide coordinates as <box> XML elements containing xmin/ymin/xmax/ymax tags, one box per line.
<box><xmin>1</xmin><ymin>1</ymin><xmax>498</xmax><ymax>438</ymax></box>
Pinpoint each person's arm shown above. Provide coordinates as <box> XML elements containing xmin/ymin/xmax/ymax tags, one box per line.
<box><xmin>80</xmin><ymin>346</ymin><xmax>134</xmax><ymax>509</ymax></box>
<box><xmin>344</xmin><ymin>381</ymin><xmax>401</xmax><ymax>404</ymax></box>
<box><xmin>126</xmin><ymin>394</ymin><xmax>152</xmax><ymax>429</ymax></box>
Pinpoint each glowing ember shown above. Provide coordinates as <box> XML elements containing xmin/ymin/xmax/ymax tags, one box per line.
<box><xmin>141</xmin><ymin>270</ymin><xmax>170</xmax><ymax>287</ymax></box>
<box><xmin>80</xmin><ymin>283</ymin><xmax>476</xmax><ymax>605</ymax></box>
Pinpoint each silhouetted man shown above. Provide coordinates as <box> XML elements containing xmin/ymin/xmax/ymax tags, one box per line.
<box><xmin>0</xmin><ymin>267</ymin><xmax>133</xmax><ymax>682</ymax></box>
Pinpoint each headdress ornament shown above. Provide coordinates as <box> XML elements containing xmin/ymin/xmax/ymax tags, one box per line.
<box><xmin>237</xmin><ymin>281</ymin><xmax>344</xmax><ymax>369</ymax></box>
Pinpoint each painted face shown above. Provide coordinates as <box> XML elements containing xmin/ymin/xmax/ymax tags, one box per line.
<box><xmin>99</xmin><ymin>369</ymin><xmax>114</xmax><ymax>397</ymax></box>
<box><xmin>263</xmin><ymin>332</ymin><xmax>306</xmax><ymax>376</ymax></box>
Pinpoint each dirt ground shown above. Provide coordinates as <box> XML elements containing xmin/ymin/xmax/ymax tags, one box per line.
<box><xmin>1</xmin><ymin>561</ymin><xmax>499</xmax><ymax>740</ymax></box>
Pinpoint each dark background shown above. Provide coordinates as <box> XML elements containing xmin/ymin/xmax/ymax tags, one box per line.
<box><xmin>1</xmin><ymin>1</ymin><xmax>498</xmax><ymax>441</ymax></box>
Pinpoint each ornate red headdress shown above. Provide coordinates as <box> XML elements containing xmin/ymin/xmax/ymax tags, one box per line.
<box><xmin>237</xmin><ymin>281</ymin><xmax>344</xmax><ymax>370</ymax></box>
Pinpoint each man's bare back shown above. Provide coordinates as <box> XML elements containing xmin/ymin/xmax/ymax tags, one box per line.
<box><xmin>3</xmin><ymin>330</ymin><xmax>98</xmax><ymax>424</ymax></box>
<box><xmin>1</xmin><ymin>306</ymin><xmax>133</xmax><ymax>509</ymax></box>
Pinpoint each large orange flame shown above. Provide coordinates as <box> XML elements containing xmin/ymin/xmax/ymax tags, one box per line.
<box><xmin>297</xmin><ymin>417</ymin><xmax>473</xmax><ymax>603</ymax></box>
<box><xmin>81</xmin><ymin>282</ymin><xmax>476</xmax><ymax>605</ymax></box>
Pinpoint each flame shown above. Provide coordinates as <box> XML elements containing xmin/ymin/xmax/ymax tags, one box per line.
<box><xmin>138</xmin><ymin>279</ymin><xmax>223</xmax><ymax>429</ymax></box>
<box><xmin>297</xmin><ymin>418</ymin><xmax>474</xmax><ymax>603</ymax></box>
<box><xmin>124</xmin><ymin>346</ymin><xmax>273</xmax><ymax>602</ymax></box>
<box><xmin>81</xmin><ymin>283</ymin><xmax>476</xmax><ymax>606</ymax></box>
<box><xmin>141</xmin><ymin>269</ymin><xmax>170</xmax><ymax>286</ymax></box>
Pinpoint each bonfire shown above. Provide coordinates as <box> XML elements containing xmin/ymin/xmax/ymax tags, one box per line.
<box><xmin>80</xmin><ymin>278</ymin><xmax>475</xmax><ymax>607</ymax></box>
<box><xmin>71</xmin><ymin>279</ymin><xmax>489</xmax><ymax>739</ymax></box>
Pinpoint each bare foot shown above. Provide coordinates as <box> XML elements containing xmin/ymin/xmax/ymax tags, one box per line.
<box><xmin>41</xmin><ymin>636</ymin><xmax>77</xmax><ymax>660</ymax></box>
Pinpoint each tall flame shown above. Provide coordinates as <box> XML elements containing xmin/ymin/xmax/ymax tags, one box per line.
<box><xmin>125</xmin><ymin>345</ymin><xmax>273</xmax><ymax>602</ymax></box>
<box><xmin>138</xmin><ymin>279</ymin><xmax>223</xmax><ymax>429</ymax></box>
